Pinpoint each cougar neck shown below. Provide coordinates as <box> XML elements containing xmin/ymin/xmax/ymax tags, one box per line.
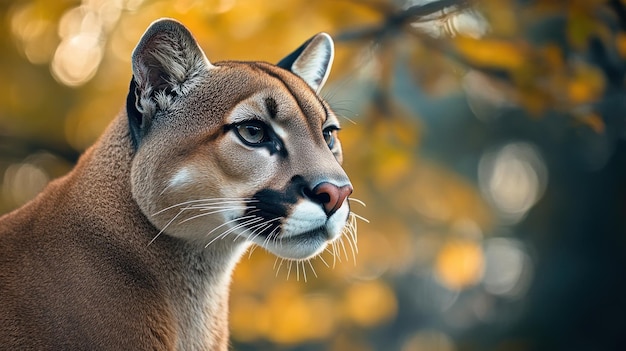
<box><xmin>74</xmin><ymin>114</ymin><xmax>250</xmax><ymax>349</ymax></box>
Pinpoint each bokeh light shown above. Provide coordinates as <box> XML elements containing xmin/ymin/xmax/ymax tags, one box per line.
<box><xmin>2</xmin><ymin>162</ymin><xmax>49</xmax><ymax>207</ymax></box>
<box><xmin>435</xmin><ymin>237</ymin><xmax>485</xmax><ymax>290</ymax></box>
<box><xmin>478</xmin><ymin>142</ymin><xmax>548</xmax><ymax>224</ymax></box>
<box><xmin>482</xmin><ymin>237</ymin><xmax>533</xmax><ymax>298</ymax></box>
<box><xmin>51</xmin><ymin>0</ymin><xmax>125</xmax><ymax>86</ymax></box>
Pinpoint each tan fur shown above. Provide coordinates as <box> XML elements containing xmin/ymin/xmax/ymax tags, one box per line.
<box><xmin>0</xmin><ymin>19</ymin><xmax>352</xmax><ymax>350</ymax></box>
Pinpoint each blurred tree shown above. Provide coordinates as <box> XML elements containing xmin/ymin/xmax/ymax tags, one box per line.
<box><xmin>1</xmin><ymin>0</ymin><xmax>625</xmax><ymax>350</ymax></box>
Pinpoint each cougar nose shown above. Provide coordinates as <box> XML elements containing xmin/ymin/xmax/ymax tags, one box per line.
<box><xmin>311</xmin><ymin>182</ymin><xmax>353</xmax><ymax>216</ymax></box>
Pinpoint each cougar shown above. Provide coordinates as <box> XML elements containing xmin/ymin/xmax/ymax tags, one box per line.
<box><xmin>0</xmin><ymin>18</ymin><xmax>354</xmax><ymax>350</ymax></box>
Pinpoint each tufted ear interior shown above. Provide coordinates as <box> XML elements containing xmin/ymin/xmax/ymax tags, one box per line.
<box><xmin>127</xmin><ymin>18</ymin><xmax>212</xmax><ymax>148</ymax></box>
<box><xmin>277</xmin><ymin>33</ymin><xmax>334</xmax><ymax>92</ymax></box>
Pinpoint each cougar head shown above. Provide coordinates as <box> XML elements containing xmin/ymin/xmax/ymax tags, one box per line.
<box><xmin>128</xmin><ymin>19</ymin><xmax>353</xmax><ymax>260</ymax></box>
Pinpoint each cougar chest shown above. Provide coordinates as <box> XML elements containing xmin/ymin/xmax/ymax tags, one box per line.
<box><xmin>167</xmin><ymin>242</ymin><xmax>249</xmax><ymax>350</ymax></box>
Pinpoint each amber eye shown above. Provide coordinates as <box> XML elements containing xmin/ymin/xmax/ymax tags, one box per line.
<box><xmin>322</xmin><ymin>127</ymin><xmax>338</xmax><ymax>149</ymax></box>
<box><xmin>235</xmin><ymin>121</ymin><xmax>268</xmax><ymax>145</ymax></box>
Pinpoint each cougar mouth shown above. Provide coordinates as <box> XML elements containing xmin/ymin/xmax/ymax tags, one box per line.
<box><xmin>281</xmin><ymin>226</ymin><xmax>328</xmax><ymax>242</ymax></box>
<box><xmin>242</xmin><ymin>184</ymin><xmax>349</xmax><ymax>260</ymax></box>
<box><xmin>246</xmin><ymin>224</ymin><xmax>331</xmax><ymax>260</ymax></box>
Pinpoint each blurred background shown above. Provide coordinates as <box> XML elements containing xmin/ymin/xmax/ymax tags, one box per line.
<box><xmin>1</xmin><ymin>0</ymin><xmax>625</xmax><ymax>350</ymax></box>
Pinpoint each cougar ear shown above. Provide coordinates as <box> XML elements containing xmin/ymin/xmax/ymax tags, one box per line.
<box><xmin>277</xmin><ymin>33</ymin><xmax>334</xmax><ymax>93</ymax></box>
<box><xmin>127</xmin><ymin>18</ymin><xmax>212</xmax><ymax>148</ymax></box>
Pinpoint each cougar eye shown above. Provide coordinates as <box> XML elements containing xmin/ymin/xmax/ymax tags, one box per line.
<box><xmin>322</xmin><ymin>127</ymin><xmax>338</xmax><ymax>149</ymax></box>
<box><xmin>235</xmin><ymin>121</ymin><xmax>268</xmax><ymax>145</ymax></box>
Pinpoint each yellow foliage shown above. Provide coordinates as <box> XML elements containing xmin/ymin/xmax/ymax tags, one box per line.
<box><xmin>330</xmin><ymin>334</ymin><xmax>375</xmax><ymax>351</ymax></box>
<box><xmin>366</xmin><ymin>112</ymin><xmax>421</xmax><ymax>191</ymax></box>
<box><xmin>372</xmin><ymin>147</ymin><xmax>412</xmax><ymax>189</ymax></box>
<box><xmin>266</xmin><ymin>294</ymin><xmax>315</xmax><ymax>343</ymax></box>
<box><xmin>366</xmin><ymin>222</ymin><xmax>417</xmax><ymax>274</ymax></box>
<box><xmin>264</xmin><ymin>288</ymin><xmax>338</xmax><ymax>344</ymax></box>
<box><xmin>435</xmin><ymin>239</ymin><xmax>485</xmax><ymax>290</ymax></box>
<box><xmin>454</xmin><ymin>37</ymin><xmax>527</xmax><ymax>70</ymax></box>
<box><xmin>398</xmin><ymin>160</ymin><xmax>493</xmax><ymax>230</ymax></box>
<box><xmin>567</xmin><ymin>7</ymin><xmax>598</xmax><ymax>49</ymax></box>
<box><xmin>482</xmin><ymin>0</ymin><xmax>519</xmax><ymax>37</ymax></box>
<box><xmin>343</xmin><ymin>280</ymin><xmax>397</xmax><ymax>327</ymax></box>
<box><xmin>230</xmin><ymin>278</ymin><xmax>341</xmax><ymax>344</ymax></box>
<box><xmin>301</xmin><ymin>295</ymin><xmax>338</xmax><ymax>340</ymax></box>
<box><xmin>516</xmin><ymin>88</ymin><xmax>552</xmax><ymax>115</ymax></box>
<box><xmin>567</xmin><ymin>63</ymin><xmax>605</xmax><ymax>104</ymax></box>
<box><xmin>229</xmin><ymin>295</ymin><xmax>268</xmax><ymax>342</ymax></box>
<box><xmin>541</xmin><ymin>44</ymin><xmax>564</xmax><ymax>70</ymax></box>
<box><xmin>576</xmin><ymin>112</ymin><xmax>605</xmax><ymax>134</ymax></box>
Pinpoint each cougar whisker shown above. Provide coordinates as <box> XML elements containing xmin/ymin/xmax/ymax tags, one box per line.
<box><xmin>243</xmin><ymin>218</ymin><xmax>277</xmax><ymax>245</ymax></box>
<box><xmin>347</xmin><ymin>197</ymin><xmax>366</xmax><ymax>207</ymax></box>
<box><xmin>245</xmin><ymin>223</ymin><xmax>272</xmax><ymax>258</ymax></box>
<box><xmin>338</xmin><ymin>235</ymin><xmax>349</xmax><ymax>262</ymax></box>
<box><xmin>351</xmin><ymin>212</ymin><xmax>370</xmax><ymax>223</ymax></box>
<box><xmin>307</xmin><ymin>259</ymin><xmax>318</xmax><ymax>278</ymax></box>
<box><xmin>344</xmin><ymin>229</ymin><xmax>358</xmax><ymax>265</ymax></box>
<box><xmin>330</xmin><ymin>241</ymin><xmax>338</xmax><ymax>268</ymax></box>
<box><xmin>148</xmin><ymin>207</ymin><xmax>189</xmax><ymax>246</ymax></box>
<box><xmin>286</xmin><ymin>260</ymin><xmax>293</xmax><ymax>281</ymax></box>
<box><xmin>317</xmin><ymin>254</ymin><xmax>330</xmax><ymax>268</ymax></box>
<box><xmin>296</xmin><ymin>260</ymin><xmax>301</xmax><ymax>281</ymax></box>
<box><xmin>339</xmin><ymin>114</ymin><xmax>358</xmax><ymax>125</ymax></box>
<box><xmin>152</xmin><ymin>198</ymin><xmax>256</xmax><ymax>216</ymax></box>
<box><xmin>219</xmin><ymin>216</ymin><xmax>264</xmax><ymax>240</ymax></box>
<box><xmin>204</xmin><ymin>217</ymin><xmax>263</xmax><ymax>248</ymax></box>
<box><xmin>178</xmin><ymin>206</ymin><xmax>253</xmax><ymax>225</ymax></box>
<box><xmin>274</xmin><ymin>258</ymin><xmax>286</xmax><ymax>277</ymax></box>
<box><xmin>343</xmin><ymin>212</ymin><xmax>359</xmax><ymax>248</ymax></box>
<box><xmin>300</xmin><ymin>260</ymin><xmax>311</xmax><ymax>282</ymax></box>
<box><xmin>205</xmin><ymin>215</ymin><xmax>255</xmax><ymax>238</ymax></box>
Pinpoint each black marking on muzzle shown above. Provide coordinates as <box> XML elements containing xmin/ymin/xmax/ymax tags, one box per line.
<box><xmin>244</xmin><ymin>176</ymin><xmax>309</xmax><ymax>238</ymax></box>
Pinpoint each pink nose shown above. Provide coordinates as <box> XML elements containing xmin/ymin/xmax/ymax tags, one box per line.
<box><xmin>312</xmin><ymin>182</ymin><xmax>353</xmax><ymax>216</ymax></box>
